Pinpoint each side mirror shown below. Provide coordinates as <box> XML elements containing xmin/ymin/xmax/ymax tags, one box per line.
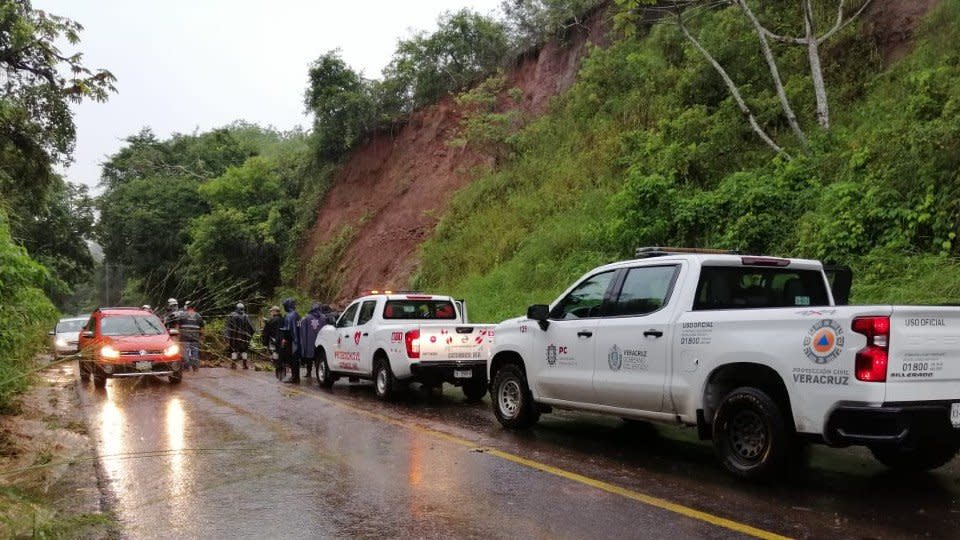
<box><xmin>526</xmin><ymin>304</ymin><xmax>550</xmax><ymax>330</ymax></box>
<box><xmin>82</xmin><ymin>331</ymin><xmax>94</xmax><ymax>338</ymax></box>
<box><xmin>168</xmin><ymin>328</ymin><xmax>179</xmax><ymax>336</ymax></box>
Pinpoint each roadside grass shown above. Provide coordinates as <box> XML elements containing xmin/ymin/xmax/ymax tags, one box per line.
<box><xmin>0</xmin><ymin>486</ymin><xmax>118</xmax><ymax>539</ymax></box>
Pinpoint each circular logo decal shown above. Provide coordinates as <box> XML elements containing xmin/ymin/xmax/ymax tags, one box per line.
<box><xmin>802</xmin><ymin>319</ymin><xmax>845</xmax><ymax>364</ymax></box>
<box><xmin>608</xmin><ymin>345</ymin><xmax>623</xmax><ymax>371</ymax></box>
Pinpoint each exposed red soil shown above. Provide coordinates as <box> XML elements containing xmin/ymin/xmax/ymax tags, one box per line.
<box><xmin>865</xmin><ymin>0</ymin><xmax>940</xmax><ymax>63</ymax></box>
<box><xmin>299</xmin><ymin>6</ymin><xmax>612</xmax><ymax>303</ymax></box>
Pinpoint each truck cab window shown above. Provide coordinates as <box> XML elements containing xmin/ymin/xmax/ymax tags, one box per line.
<box><xmin>337</xmin><ymin>302</ymin><xmax>360</xmax><ymax>328</ymax></box>
<box><xmin>610</xmin><ymin>265</ymin><xmax>678</xmax><ymax>316</ymax></box>
<box><xmin>551</xmin><ymin>270</ymin><xmax>616</xmax><ymax>320</ymax></box>
<box><xmin>357</xmin><ymin>300</ymin><xmax>378</xmax><ymax>326</ymax></box>
<box><xmin>694</xmin><ymin>267</ymin><xmax>829</xmax><ymax>310</ymax></box>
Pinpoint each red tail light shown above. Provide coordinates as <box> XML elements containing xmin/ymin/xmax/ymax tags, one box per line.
<box><xmin>852</xmin><ymin>316</ymin><xmax>890</xmax><ymax>382</ymax></box>
<box><xmin>405</xmin><ymin>329</ymin><xmax>420</xmax><ymax>359</ymax></box>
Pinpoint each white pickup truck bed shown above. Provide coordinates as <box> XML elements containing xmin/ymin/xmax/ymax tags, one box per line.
<box><xmin>315</xmin><ymin>293</ymin><xmax>494</xmax><ymax>401</ymax></box>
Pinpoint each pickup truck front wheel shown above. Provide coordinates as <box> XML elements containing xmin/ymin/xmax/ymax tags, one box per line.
<box><xmin>492</xmin><ymin>365</ymin><xmax>539</xmax><ymax>429</ymax></box>
<box><xmin>870</xmin><ymin>439</ymin><xmax>960</xmax><ymax>472</ymax></box>
<box><xmin>316</xmin><ymin>354</ymin><xmax>335</xmax><ymax>389</ymax></box>
<box><xmin>713</xmin><ymin>386</ymin><xmax>788</xmax><ymax>481</ymax></box>
<box><xmin>374</xmin><ymin>360</ymin><xmax>397</xmax><ymax>401</ymax></box>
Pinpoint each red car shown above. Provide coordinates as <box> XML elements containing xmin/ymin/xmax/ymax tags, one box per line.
<box><xmin>77</xmin><ymin>307</ymin><xmax>183</xmax><ymax>387</ymax></box>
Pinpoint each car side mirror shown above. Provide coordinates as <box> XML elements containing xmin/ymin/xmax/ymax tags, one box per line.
<box><xmin>526</xmin><ymin>304</ymin><xmax>550</xmax><ymax>330</ymax></box>
<box><xmin>82</xmin><ymin>331</ymin><xmax>94</xmax><ymax>338</ymax></box>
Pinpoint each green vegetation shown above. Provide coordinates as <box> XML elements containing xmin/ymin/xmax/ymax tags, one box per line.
<box><xmin>0</xmin><ymin>210</ymin><xmax>58</xmax><ymax>409</ymax></box>
<box><xmin>417</xmin><ymin>1</ymin><xmax>960</xmax><ymax>321</ymax></box>
<box><xmin>95</xmin><ymin>124</ymin><xmax>331</xmax><ymax>313</ymax></box>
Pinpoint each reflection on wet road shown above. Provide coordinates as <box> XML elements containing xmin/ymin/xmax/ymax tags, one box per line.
<box><xmin>76</xmin><ymin>367</ymin><xmax>960</xmax><ymax>539</ymax></box>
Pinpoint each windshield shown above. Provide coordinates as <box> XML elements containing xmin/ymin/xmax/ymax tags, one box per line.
<box><xmin>56</xmin><ymin>319</ymin><xmax>87</xmax><ymax>333</ymax></box>
<box><xmin>101</xmin><ymin>315</ymin><xmax>166</xmax><ymax>336</ymax></box>
<box><xmin>383</xmin><ymin>300</ymin><xmax>457</xmax><ymax>320</ymax></box>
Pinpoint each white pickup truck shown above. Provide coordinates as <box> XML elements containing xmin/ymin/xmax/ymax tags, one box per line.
<box><xmin>488</xmin><ymin>248</ymin><xmax>960</xmax><ymax>480</ymax></box>
<box><xmin>315</xmin><ymin>293</ymin><xmax>495</xmax><ymax>401</ymax></box>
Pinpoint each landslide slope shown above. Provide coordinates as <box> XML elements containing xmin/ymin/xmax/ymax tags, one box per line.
<box><xmin>298</xmin><ymin>7</ymin><xmax>611</xmax><ymax>302</ymax></box>
<box><xmin>413</xmin><ymin>0</ymin><xmax>958</xmax><ymax>322</ymax></box>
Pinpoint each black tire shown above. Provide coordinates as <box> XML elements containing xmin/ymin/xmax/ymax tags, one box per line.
<box><xmin>79</xmin><ymin>361</ymin><xmax>90</xmax><ymax>382</ymax></box>
<box><xmin>462</xmin><ymin>376</ymin><xmax>487</xmax><ymax>402</ymax></box>
<box><xmin>93</xmin><ymin>373</ymin><xmax>107</xmax><ymax>389</ymax></box>
<box><xmin>316</xmin><ymin>353</ymin><xmax>334</xmax><ymax>389</ymax></box>
<box><xmin>712</xmin><ymin>386</ymin><xmax>789</xmax><ymax>481</ymax></box>
<box><xmin>373</xmin><ymin>358</ymin><xmax>397</xmax><ymax>401</ymax></box>
<box><xmin>491</xmin><ymin>364</ymin><xmax>539</xmax><ymax>429</ymax></box>
<box><xmin>870</xmin><ymin>439</ymin><xmax>960</xmax><ymax>472</ymax></box>
<box><xmin>169</xmin><ymin>370</ymin><xmax>183</xmax><ymax>384</ymax></box>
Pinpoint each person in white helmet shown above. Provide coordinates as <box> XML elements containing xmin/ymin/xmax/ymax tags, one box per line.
<box><xmin>224</xmin><ymin>302</ymin><xmax>254</xmax><ymax>370</ymax></box>
<box><xmin>163</xmin><ymin>298</ymin><xmax>181</xmax><ymax>330</ymax></box>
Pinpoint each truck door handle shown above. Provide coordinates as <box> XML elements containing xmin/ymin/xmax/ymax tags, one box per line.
<box><xmin>644</xmin><ymin>329</ymin><xmax>663</xmax><ymax>338</ymax></box>
<box><xmin>362</xmin><ymin>332</ymin><xmax>369</xmax><ymax>337</ymax></box>
<box><xmin>577</xmin><ymin>331</ymin><xmax>593</xmax><ymax>338</ymax></box>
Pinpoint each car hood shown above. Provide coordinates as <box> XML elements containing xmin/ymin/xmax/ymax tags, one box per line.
<box><xmin>106</xmin><ymin>334</ymin><xmax>172</xmax><ymax>350</ymax></box>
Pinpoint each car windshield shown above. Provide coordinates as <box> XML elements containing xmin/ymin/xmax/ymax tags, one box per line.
<box><xmin>101</xmin><ymin>315</ymin><xmax>166</xmax><ymax>336</ymax></box>
<box><xmin>56</xmin><ymin>319</ymin><xmax>86</xmax><ymax>333</ymax></box>
<box><xmin>383</xmin><ymin>300</ymin><xmax>457</xmax><ymax>320</ymax></box>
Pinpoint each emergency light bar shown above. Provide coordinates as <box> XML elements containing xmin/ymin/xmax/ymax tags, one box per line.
<box><xmin>635</xmin><ymin>247</ymin><xmax>740</xmax><ymax>258</ymax></box>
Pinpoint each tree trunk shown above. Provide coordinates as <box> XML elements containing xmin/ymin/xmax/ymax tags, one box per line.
<box><xmin>804</xmin><ymin>0</ymin><xmax>830</xmax><ymax>129</ymax></box>
<box><xmin>678</xmin><ymin>16</ymin><xmax>790</xmax><ymax>160</ymax></box>
<box><xmin>736</xmin><ymin>0</ymin><xmax>809</xmax><ymax>149</ymax></box>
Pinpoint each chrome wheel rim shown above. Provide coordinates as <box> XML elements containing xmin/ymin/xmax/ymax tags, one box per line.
<box><xmin>730</xmin><ymin>410</ymin><xmax>767</xmax><ymax>461</ymax></box>
<box><xmin>318</xmin><ymin>361</ymin><xmax>326</xmax><ymax>383</ymax></box>
<box><xmin>376</xmin><ymin>367</ymin><xmax>388</xmax><ymax>395</ymax></box>
<box><xmin>498</xmin><ymin>379</ymin><xmax>521</xmax><ymax>418</ymax></box>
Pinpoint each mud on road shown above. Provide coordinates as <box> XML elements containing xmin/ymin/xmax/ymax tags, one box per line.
<box><xmin>74</xmin><ymin>365</ymin><xmax>960</xmax><ymax>539</ymax></box>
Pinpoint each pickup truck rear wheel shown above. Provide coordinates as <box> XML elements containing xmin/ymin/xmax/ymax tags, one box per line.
<box><xmin>870</xmin><ymin>439</ymin><xmax>960</xmax><ymax>472</ymax></box>
<box><xmin>462</xmin><ymin>376</ymin><xmax>487</xmax><ymax>402</ymax></box>
<box><xmin>316</xmin><ymin>354</ymin><xmax>334</xmax><ymax>389</ymax></box>
<box><xmin>713</xmin><ymin>386</ymin><xmax>788</xmax><ymax>481</ymax></box>
<box><xmin>374</xmin><ymin>359</ymin><xmax>397</xmax><ymax>401</ymax></box>
<box><xmin>492</xmin><ymin>364</ymin><xmax>539</xmax><ymax>428</ymax></box>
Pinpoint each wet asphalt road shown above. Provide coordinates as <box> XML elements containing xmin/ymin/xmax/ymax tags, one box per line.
<box><xmin>74</xmin><ymin>364</ymin><xmax>960</xmax><ymax>539</ymax></box>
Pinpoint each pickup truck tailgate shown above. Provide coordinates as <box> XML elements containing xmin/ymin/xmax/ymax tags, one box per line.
<box><xmin>887</xmin><ymin>307</ymin><xmax>960</xmax><ymax>401</ymax></box>
<box><xmin>418</xmin><ymin>325</ymin><xmax>495</xmax><ymax>362</ymax></box>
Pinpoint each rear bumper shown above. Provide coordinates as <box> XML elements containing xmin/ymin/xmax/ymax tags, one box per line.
<box><xmin>825</xmin><ymin>400</ymin><xmax>960</xmax><ymax>446</ymax></box>
<box><xmin>409</xmin><ymin>360</ymin><xmax>486</xmax><ymax>384</ymax></box>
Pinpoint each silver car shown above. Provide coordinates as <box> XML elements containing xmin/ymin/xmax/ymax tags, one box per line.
<box><xmin>50</xmin><ymin>315</ymin><xmax>89</xmax><ymax>357</ymax></box>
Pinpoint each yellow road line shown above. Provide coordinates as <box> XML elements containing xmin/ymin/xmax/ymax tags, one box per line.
<box><xmin>247</xmin><ymin>375</ymin><xmax>790</xmax><ymax>540</ymax></box>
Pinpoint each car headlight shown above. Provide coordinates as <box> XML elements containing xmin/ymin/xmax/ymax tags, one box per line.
<box><xmin>55</xmin><ymin>338</ymin><xmax>68</xmax><ymax>348</ymax></box>
<box><xmin>100</xmin><ymin>345</ymin><xmax>120</xmax><ymax>359</ymax></box>
<box><xmin>163</xmin><ymin>344</ymin><xmax>180</xmax><ymax>358</ymax></box>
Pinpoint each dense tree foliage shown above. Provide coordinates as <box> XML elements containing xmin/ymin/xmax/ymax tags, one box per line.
<box><xmin>305</xmin><ymin>8</ymin><xmax>523</xmax><ymax>161</ymax></box>
<box><xmin>96</xmin><ymin>124</ymin><xmax>329</xmax><ymax>310</ymax></box>
<box><xmin>0</xmin><ymin>0</ymin><xmax>114</xmax><ymax>302</ymax></box>
<box><xmin>305</xmin><ymin>51</ymin><xmax>376</xmax><ymax>160</ymax></box>
<box><xmin>501</xmin><ymin>0</ymin><xmax>603</xmax><ymax>49</ymax></box>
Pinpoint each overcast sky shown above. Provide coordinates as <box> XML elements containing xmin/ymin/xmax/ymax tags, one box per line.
<box><xmin>35</xmin><ymin>0</ymin><xmax>504</xmax><ymax>191</ymax></box>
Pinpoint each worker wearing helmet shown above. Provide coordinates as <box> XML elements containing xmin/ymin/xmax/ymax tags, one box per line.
<box><xmin>224</xmin><ymin>302</ymin><xmax>255</xmax><ymax>370</ymax></box>
<box><xmin>163</xmin><ymin>298</ymin><xmax>181</xmax><ymax>330</ymax></box>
